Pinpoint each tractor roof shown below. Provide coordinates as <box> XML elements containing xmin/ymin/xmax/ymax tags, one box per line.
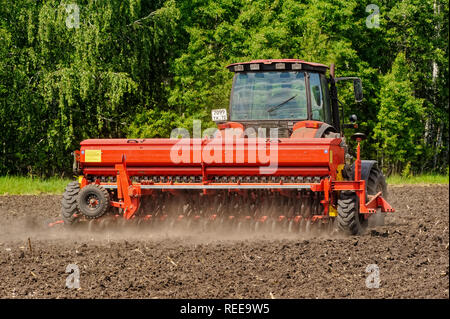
<box><xmin>226</xmin><ymin>59</ymin><xmax>328</xmax><ymax>73</ymax></box>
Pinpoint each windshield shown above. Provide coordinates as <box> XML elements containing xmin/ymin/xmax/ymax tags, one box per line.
<box><xmin>230</xmin><ymin>71</ymin><xmax>307</xmax><ymax>121</ymax></box>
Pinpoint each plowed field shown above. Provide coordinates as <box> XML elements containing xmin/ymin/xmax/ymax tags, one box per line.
<box><xmin>0</xmin><ymin>185</ymin><xmax>448</xmax><ymax>298</ymax></box>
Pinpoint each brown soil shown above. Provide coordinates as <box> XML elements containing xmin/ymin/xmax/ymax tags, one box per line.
<box><xmin>0</xmin><ymin>185</ymin><xmax>448</xmax><ymax>299</ymax></box>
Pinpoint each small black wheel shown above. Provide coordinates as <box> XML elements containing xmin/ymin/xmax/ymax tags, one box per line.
<box><xmin>61</xmin><ymin>181</ymin><xmax>81</xmax><ymax>225</ymax></box>
<box><xmin>336</xmin><ymin>191</ymin><xmax>367</xmax><ymax>235</ymax></box>
<box><xmin>77</xmin><ymin>184</ymin><xmax>110</xmax><ymax>219</ymax></box>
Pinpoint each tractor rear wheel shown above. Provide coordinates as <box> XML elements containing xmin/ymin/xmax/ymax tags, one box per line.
<box><xmin>336</xmin><ymin>191</ymin><xmax>367</xmax><ymax>235</ymax></box>
<box><xmin>77</xmin><ymin>184</ymin><xmax>110</xmax><ymax>219</ymax></box>
<box><xmin>61</xmin><ymin>181</ymin><xmax>81</xmax><ymax>225</ymax></box>
<box><xmin>367</xmin><ymin>166</ymin><xmax>388</xmax><ymax>227</ymax></box>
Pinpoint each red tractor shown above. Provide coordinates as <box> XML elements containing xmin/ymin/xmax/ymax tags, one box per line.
<box><xmin>62</xmin><ymin>59</ymin><xmax>394</xmax><ymax>235</ymax></box>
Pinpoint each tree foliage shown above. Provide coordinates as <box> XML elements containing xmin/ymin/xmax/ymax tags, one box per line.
<box><xmin>0</xmin><ymin>0</ymin><xmax>448</xmax><ymax>176</ymax></box>
<box><xmin>374</xmin><ymin>53</ymin><xmax>424</xmax><ymax>174</ymax></box>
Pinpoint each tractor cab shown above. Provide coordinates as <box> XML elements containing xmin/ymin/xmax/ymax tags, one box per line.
<box><xmin>213</xmin><ymin>59</ymin><xmax>362</xmax><ymax>138</ymax></box>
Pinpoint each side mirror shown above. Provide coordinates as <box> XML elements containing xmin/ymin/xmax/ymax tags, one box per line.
<box><xmin>334</xmin><ymin>76</ymin><xmax>363</xmax><ymax>102</ymax></box>
<box><xmin>343</xmin><ymin>114</ymin><xmax>359</xmax><ymax>129</ymax></box>
<box><xmin>353</xmin><ymin>79</ymin><xmax>363</xmax><ymax>102</ymax></box>
<box><xmin>211</xmin><ymin>109</ymin><xmax>228</xmax><ymax>122</ymax></box>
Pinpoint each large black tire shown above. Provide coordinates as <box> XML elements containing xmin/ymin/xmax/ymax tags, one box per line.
<box><xmin>77</xmin><ymin>184</ymin><xmax>110</xmax><ymax>219</ymax></box>
<box><xmin>61</xmin><ymin>181</ymin><xmax>81</xmax><ymax>225</ymax></box>
<box><xmin>367</xmin><ymin>166</ymin><xmax>388</xmax><ymax>227</ymax></box>
<box><xmin>336</xmin><ymin>191</ymin><xmax>367</xmax><ymax>235</ymax></box>
<box><xmin>367</xmin><ymin>166</ymin><xmax>388</xmax><ymax>198</ymax></box>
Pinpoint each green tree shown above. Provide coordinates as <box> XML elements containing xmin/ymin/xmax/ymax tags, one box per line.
<box><xmin>374</xmin><ymin>53</ymin><xmax>424</xmax><ymax>174</ymax></box>
<box><xmin>0</xmin><ymin>0</ymin><xmax>448</xmax><ymax>176</ymax></box>
<box><xmin>0</xmin><ymin>0</ymin><xmax>179</xmax><ymax>176</ymax></box>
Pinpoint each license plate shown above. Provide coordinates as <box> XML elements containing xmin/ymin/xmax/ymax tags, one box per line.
<box><xmin>211</xmin><ymin>109</ymin><xmax>227</xmax><ymax>121</ymax></box>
